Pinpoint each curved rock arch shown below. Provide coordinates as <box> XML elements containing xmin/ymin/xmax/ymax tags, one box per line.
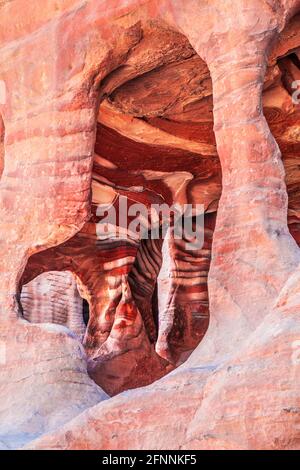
<box><xmin>0</xmin><ymin>0</ymin><xmax>299</xmax><ymax>450</ymax></box>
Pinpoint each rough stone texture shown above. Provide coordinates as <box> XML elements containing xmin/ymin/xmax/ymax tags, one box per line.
<box><xmin>0</xmin><ymin>0</ymin><xmax>299</xmax><ymax>450</ymax></box>
<box><xmin>0</xmin><ymin>319</ymin><xmax>107</xmax><ymax>450</ymax></box>
<box><xmin>21</xmin><ymin>271</ymin><xmax>86</xmax><ymax>338</ymax></box>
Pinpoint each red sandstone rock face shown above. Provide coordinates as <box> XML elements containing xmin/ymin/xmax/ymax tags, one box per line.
<box><xmin>0</xmin><ymin>0</ymin><xmax>300</xmax><ymax>450</ymax></box>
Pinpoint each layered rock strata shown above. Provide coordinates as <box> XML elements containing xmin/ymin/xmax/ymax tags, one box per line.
<box><xmin>0</xmin><ymin>0</ymin><xmax>299</xmax><ymax>450</ymax></box>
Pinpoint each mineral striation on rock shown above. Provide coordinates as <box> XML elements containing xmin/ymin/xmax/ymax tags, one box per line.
<box><xmin>0</xmin><ymin>0</ymin><xmax>300</xmax><ymax>451</ymax></box>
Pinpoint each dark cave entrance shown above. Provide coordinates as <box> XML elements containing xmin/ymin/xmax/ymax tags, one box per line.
<box><xmin>82</xmin><ymin>299</ymin><xmax>90</xmax><ymax>327</ymax></box>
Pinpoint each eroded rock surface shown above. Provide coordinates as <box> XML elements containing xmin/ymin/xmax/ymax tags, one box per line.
<box><xmin>0</xmin><ymin>320</ymin><xmax>107</xmax><ymax>450</ymax></box>
<box><xmin>21</xmin><ymin>271</ymin><xmax>86</xmax><ymax>338</ymax></box>
<box><xmin>0</xmin><ymin>0</ymin><xmax>299</xmax><ymax>450</ymax></box>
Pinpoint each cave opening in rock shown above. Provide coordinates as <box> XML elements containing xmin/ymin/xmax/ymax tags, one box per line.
<box><xmin>20</xmin><ymin>271</ymin><xmax>88</xmax><ymax>341</ymax></box>
<box><xmin>16</xmin><ymin>20</ymin><xmax>227</xmax><ymax>393</ymax></box>
<box><xmin>1</xmin><ymin>1</ymin><xmax>300</xmax><ymax>451</ymax></box>
<box><xmin>18</xmin><ymin>13</ymin><xmax>300</xmax><ymax>397</ymax></box>
<box><xmin>82</xmin><ymin>299</ymin><xmax>90</xmax><ymax>327</ymax></box>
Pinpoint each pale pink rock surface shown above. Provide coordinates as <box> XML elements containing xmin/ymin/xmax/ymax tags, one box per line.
<box><xmin>0</xmin><ymin>0</ymin><xmax>299</xmax><ymax>450</ymax></box>
<box><xmin>0</xmin><ymin>319</ymin><xmax>107</xmax><ymax>450</ymax></box>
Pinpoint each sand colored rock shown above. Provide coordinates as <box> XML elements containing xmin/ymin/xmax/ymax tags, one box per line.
<box><xmin>0</xmin><ymin>0</ymin><xmax>299</xmax><ymax>450</ymax></box>
<box><xmin>0</xmin><ymin>319</ymin><xmax>107</xmax><ymax>450</ymax></box>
